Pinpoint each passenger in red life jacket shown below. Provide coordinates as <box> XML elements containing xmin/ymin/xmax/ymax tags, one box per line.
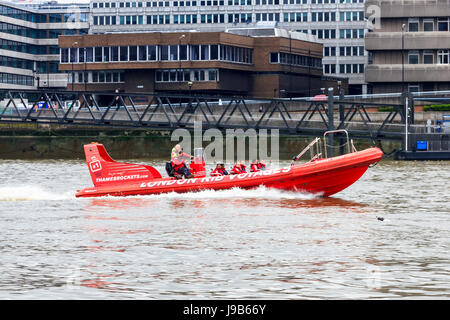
<box><xmin>211</xmin><ymin>163</ymin><xmax>229</xmax><ymax>176</ymax></box>
<box><xmin>239</xmin><ymin>161</ymin><xmax>247</xmax><ymax>173</ymax></box>
<box><xmin>257</xmin><ymin>160</ymin><xmax>266</xmax><ymax>170</ymax></box>
<box><xmin>230</xmin><ymin>163</ymin><xmax>242</xmax><ymax>175</ymax></box>
<box><xmin>250</xmin><ymin>160</ymin><xmax>259</xmax><ymax>172</ymax></box>
<box><xmin>171</xmin><ymin>152</ymin><xmax>194</xmax><ymax>179</ymax></box>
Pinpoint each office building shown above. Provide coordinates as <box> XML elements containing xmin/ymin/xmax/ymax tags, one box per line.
<box><xmin>0</xmin><ymin>0</ymin><xmax>89</xmax><ymax>90</ymax></box>
<box><xmin>365</xmin><ymin>0</ymin><xmax>450</xmax><ymax>93</ymax></box>
<box><xmin>59</xmin><ymin>28</ymin><xmax>347</xmax><ymax>98</ymax></box>
<box><xmin>88</xmin><ymin>0</ymin><xmax>366</xmax><ymax>94</ymax></box>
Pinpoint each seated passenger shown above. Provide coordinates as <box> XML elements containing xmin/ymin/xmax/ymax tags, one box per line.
<box><xmin>230</xmin><ymin>163</ymin><xmax>242</xmax><ymax>175</ymax></box>
<box><xmin>171</xmin><ymin>157</ymin><xmax>193</xmax><ymax>179</ymax></box>
<box><xmin>211</xmin><ymin>163</ymin><xmax>229</xmax><ymax>176</ymax></box>
<box><xmin>250</xmin><ymin>160</ymin><xmax>259</xmax><ymax>172</ymax></box>
<box><xmin>257</xmin><ymin>160</ymin><xmax>266</xmax><ymax>170</ymax></box>
<box><xmin>239</xmin><ymin>161</ymin><xmax>247</xmax><ymax>173</ymax></box>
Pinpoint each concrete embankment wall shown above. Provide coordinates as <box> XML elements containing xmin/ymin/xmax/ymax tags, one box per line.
<box><xmin>0</xmin><ymin>123</ymin><xmax>400</xmax><ymax>160</ymax></box>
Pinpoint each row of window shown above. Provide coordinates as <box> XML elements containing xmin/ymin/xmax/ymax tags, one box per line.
<box><xmin>0</xmin><ymin>72</ymin><xmax>34</xmax><ymax>86</ymax></box>
<box><xmin>0</xmin><ymin>39</ymin><xmax>58</xmax><ymax>55</ymax></box>
<box><xmin>323</xmin><ymin>63</ymin><xmax>364</xmax><ymax>74</ymax></box>
<box><xmin>0</xmin><ymin>55</ymin><xmax>34</xmax><ymax>71</ymax></box>
<box><xmin>93</xmin><ymin>11</ymin><xmax>366</xmax><ymax>26</ymax></box>
<box><xmin>92</xmin><ymin>0</ymin><xmax>363</xmax><ymax>8</ymax></box>
<box><xmin>324</xmin><ymin>46</ymin><xmax>365</xmax><ymax>57</ymax></box>
<box><xmin>407</xmin><ymin>50</ymin><xmax>450</xmax><ymax>65</ymax></box>
<box><xmin>155</xmin><ymin>69</ymin><xmax>219</xmax><ymax>82</ymax></box>
<box><xmin>0</xmin><ymin>22</ymin><xmax>88</xmax><ymax>39</ymax></box>
<box><xmin>70</xmin><ymin>71</ymin><xmax>125</xmax><ymax>84</ymax></box>
<box><xmin>408</xmin><ymin>18</ymin><xmax>450</xmax><ymax>32</ymax></box>
<box><xmin>61</xmin><ymin>45</ymin><xmax>253</xmax><ymax>65</ymax></box>
<box><xmin>270</xmin><ymin>52</ymin><xmax>322</xmax><ymax>69</ymax></box>
<box><xmin>0</xmin><ymin>55</ymin><xmax>59</xmax><ymax>74</ymax></box>
<box><xmin>0</xmin><ymin>5</ymin><xmax>88</xmax><ymax>23</ymax></box>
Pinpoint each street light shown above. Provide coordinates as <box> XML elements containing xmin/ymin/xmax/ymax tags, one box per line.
<box><xmin>71</xmin><ymin>41</ymin><xmax>78</xmax><ymax>91</ymax></box>
<box><xmin>178</xmin><ymin>35</ymin><xmax>186</xmax><ymax>109</ymax></box>
<box><xmin>401</xmin><ymin>24</ymin><xmax>405</xmax><ymax>93</ymax></box>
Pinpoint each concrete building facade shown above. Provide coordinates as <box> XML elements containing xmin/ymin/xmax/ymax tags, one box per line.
<box><xmin>88</xmin><ymin>0</ymin><xmax>366</xmax><ymax>94</ymax></box>
<box><xmin>0</xmin><ymin>1</ymin><xmax>89</xmax><ymax>90</ymax></box>
<box><xmin>365</xmin><ymin>0</ymin><xmax>450</xmax><ymax>93</ymax></box>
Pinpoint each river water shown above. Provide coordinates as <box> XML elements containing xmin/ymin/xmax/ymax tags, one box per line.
<box><xmin>0</xmin><ymin>158</ymin><xmax>448</xmax><ymax>299</ymax></box>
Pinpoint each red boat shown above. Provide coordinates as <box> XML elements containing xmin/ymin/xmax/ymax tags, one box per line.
<box><xmin>75</xmin><ymin>130</ymin><xmax>383</xmax><ymax>198</ymax></box>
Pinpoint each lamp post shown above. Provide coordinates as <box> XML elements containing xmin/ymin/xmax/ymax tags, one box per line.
<box><xmin>178</xmin><ymin>34</ymin><xmax>185</xmax><ymax>108</ymax></box>
<box><xmin>71</xmin><ymin>41</ymin><xmax>78</xmax><ymax>92</ymax></box>
<box><xmin>401</xmin><ymin>24</ymin><xmax>405</xmax><ymax>93</ymax></box>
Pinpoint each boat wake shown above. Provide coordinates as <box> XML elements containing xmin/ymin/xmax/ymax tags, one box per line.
<box><xmin>101</xmin><ymin>186</ymin><xmax>321</xmax><ymax>201</ymax></box>
<box><xmin>0</xmin><ymin>185</ymin><xmax>74</xmax><ymax>202</ymax></box>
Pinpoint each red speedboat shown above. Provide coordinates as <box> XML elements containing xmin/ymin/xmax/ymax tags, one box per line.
<box><xmin>75</xmin><ymin>130</ymin><xmax>383</xmax><ymax>198</ymax></box>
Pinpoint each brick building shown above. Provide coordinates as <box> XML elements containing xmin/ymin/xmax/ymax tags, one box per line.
<box><xmin>58</xmin><ymin>27</ymin><xmax>347</xmax><ymax>98</ymax></box>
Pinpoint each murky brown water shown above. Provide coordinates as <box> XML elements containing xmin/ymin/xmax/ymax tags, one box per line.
<box><xmin>0</xmin><ymin>159</ymin><xmax>448</xmax><ymax>299</ymax></box>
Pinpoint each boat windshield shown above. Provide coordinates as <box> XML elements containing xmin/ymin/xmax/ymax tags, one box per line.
<box><xmin>193</xmin><ymin>148</ymin><xmax>205</xmax><ymax>163</ymax></box>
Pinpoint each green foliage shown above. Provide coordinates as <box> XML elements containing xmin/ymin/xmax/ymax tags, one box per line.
<box><xmin>423</xmin><ymin>104</ymin><xmax>450</xmax><ymax>112</ymax></box>
<box><xmin>378</xmin><ymin>106</ymin><xmax>394</xmax><ymax>112</ymax></box>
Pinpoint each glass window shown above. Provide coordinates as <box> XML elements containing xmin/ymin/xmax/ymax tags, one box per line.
<box><xmin>201</xmin><ymin>45</ymin><xmax>209</xmax><ymax>60</ymax></box>
<box><xmin>210</xmin><ymin>45</ymin><xmax>218</xmax><ymax>60</ymax></box>
<box><xmin>423</xmin><ymin>51</ymin><xmax>434</xmax><ymax>64</ymax></box>
<box><xmin>129</xmin><ymin>46</ymin><xmax>138</xmax><ymax>61</ymax></box>
<box><xmin>423</xmin><ymin>20</ymin><xmax>434</xmax><ymax>32</ymax></box>
<box><xmin>103</xmin><ymin>47</ymin><xmax>110</xmax><ymax>62</ymax></box>
<box><xmin>120</xmin><ymin>46</ymin><xmax>128</xmax><ymax>61</ymax></box>
<box><xmin>111</xmin><ymin>47</ymin><xmax>119</xmax><ymax>61</ymax></box>
<box><xmin>85</xmin><ymin>47</ymin><xmax>93</xmax><ymax>62</ymax></box>
<box><xmin>160</xmin><ymin>45</ymin><xmax>169</xmax><ymax>60</ymax></box>
<box><xmin>138</xmin><ymin>46</ymin><xmax>147</xmax><ymax>61</ymax></box>
<box><xmin>408</xmin><ymin>51</ymin><xmax>419</xmax><ymax>64</ymax></box>
<box><xmin>408</xmin><ymin>19</ymin><xmax>419</xmax><ymax>32</ymax></box>
<box><xmin>438</xmin><ymin>19</ymin><xmax>449</xmax><ymax>31</ymax></box>
<box><xmin>190</xmin><ymin>45</ymin><xmax>199</xmax><ymax>60</ymax></box>
<box><xmin>148</xmin><ymin>45</ymin><xmax>157</xmax><ymax>60</ymax></box>
<box><xmin>169</xmin><ymin>45</ymin><xmax>178</xmax><ymax>60</ymax></box>
<box><xmin>438</xmin><ymin>50</ymin><xmax>449</xmax><ymax>64</ymax></box>
<box><xmin>179</xmin><ymin>45</ymin><xmax>188</xmax><ymax>60</ymax></box>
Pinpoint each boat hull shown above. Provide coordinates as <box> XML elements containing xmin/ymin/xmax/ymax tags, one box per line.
<box><xmin>76</xmin><ymin>147</ymin><xmax>383</xmax><ymax>198</ymax></box>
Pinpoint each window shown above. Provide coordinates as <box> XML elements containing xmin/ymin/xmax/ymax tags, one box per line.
<box><xmin>160</xmin><ymin>45</ymin><xmax>169</xmax><ymax>60</ymax></box>
<box><xmin>103</xmin><ymin>47</ymin><xmax>110</xmax><ymax>62</ymax></box>
<box><xmin>438</xmin><ymin>18</ymin><xmax>449</xmax><ymax>31</ymax></box>
<box><xmin>408</xmin><ymin>51</ymin><xmax>419</xmax><ymax>64</ymax></box>
<box><xmin>111</xmin><ymin>47</ymin><xmax>119</xmax><ymax>61</ymax></box>
<box><xmin>423</xmin><ymin>51</ymin><xmax>434</xmax><ymax>64</ymax></box>
<box><xmin>119</xmin><ymin>46</ymin><xmax>128</xmax><ymax>61</ymax></box>
<box><xmin>408</xmin><ymin>18</ymin><xmax>419</xmax><ymax>32</ymax></box>
<box><xmin>190</xmin><ymin>45</ymin><xmax>199</xmax><ymax>60</ymax></box>
<box><xmin>438</xmin><ymin>50</ymin><xmax>449</xmax><ymax>64</ymax></box>
<box><xmin>138</xmin><ymin>46</ymin><xmax>147</xmax><ymax>61</ymax></box>
<box><xmin>148</xmin><ymin>45</ymin><xmax>157</xmax><ymax>60</ymax></box>
<box><xmin>86</xmin><ymin>47</ymin><xmax>93</xmax><ymax>62</ymax></box>
<box><xmin>179</xmin><ymin>45</ymin><xmax>188</xmax><ymax>60</ymax></box>
<box><xmin>200</xmin><ymin>45</ymin><xmax>209</xmax><ymax>60</ymax></box>
<box><xmin>169</xmin><ymin>45</ymin><xmax>178</xmax><ymax>60</ymax></box>
<box><xmin>408</xmin><ymin>84</ymin><xmax>420</xmax><ymax>93</ymax></box>
<box><xmin>129</xmin><ymin>46</ymin><xmax>138</xmax><ymax>61</ymax></box>
<box><xmin>270</xmin><ymin>52</ymin><xmax>279</xmax><ymax>63</ymax></box>
<box><xmin>423</xmin><ymin>19</ymin><xmax>434</xmax><ymax>32</ymax></box>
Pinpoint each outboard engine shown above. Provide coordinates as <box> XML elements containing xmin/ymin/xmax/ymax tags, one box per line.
<box><xmin>189</xmin><ymin>148</ymin><xmax>206</xmax><ymax>178</ymax></box>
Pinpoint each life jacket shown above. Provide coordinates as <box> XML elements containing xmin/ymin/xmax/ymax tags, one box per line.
<box><xmin>240</xmin><ymin>164</ymin><xmax>247</xmax><ymax>173</ymax></box>
<box><xmin>250</xmin><ymin>163</ymin><xmax>259</xmax><ymax>172</ymax></box>
<box><xmin>211</xmin><ymin>167</ymin><xmax>224</xmax><ymax>176</ymax></box>
<box><xmin>171</xmin><ymin>158</ymin><xmax>186</xmax><ymax>173</ymax></box>
<box><xmin>230</xmin><ymin>165</ymin><xmax>241</xmax><ymax>175</ymax></box>
<box><xmin>257</xmin><ymin>162</ymin><xmax>266</xmax><ymax>170</ymax></box>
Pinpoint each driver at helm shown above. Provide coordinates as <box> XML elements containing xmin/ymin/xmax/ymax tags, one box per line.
<box><xmin>171</xmin><ymin>144</ymin><xmax>193</xmax><ymax>161</ymax></box>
